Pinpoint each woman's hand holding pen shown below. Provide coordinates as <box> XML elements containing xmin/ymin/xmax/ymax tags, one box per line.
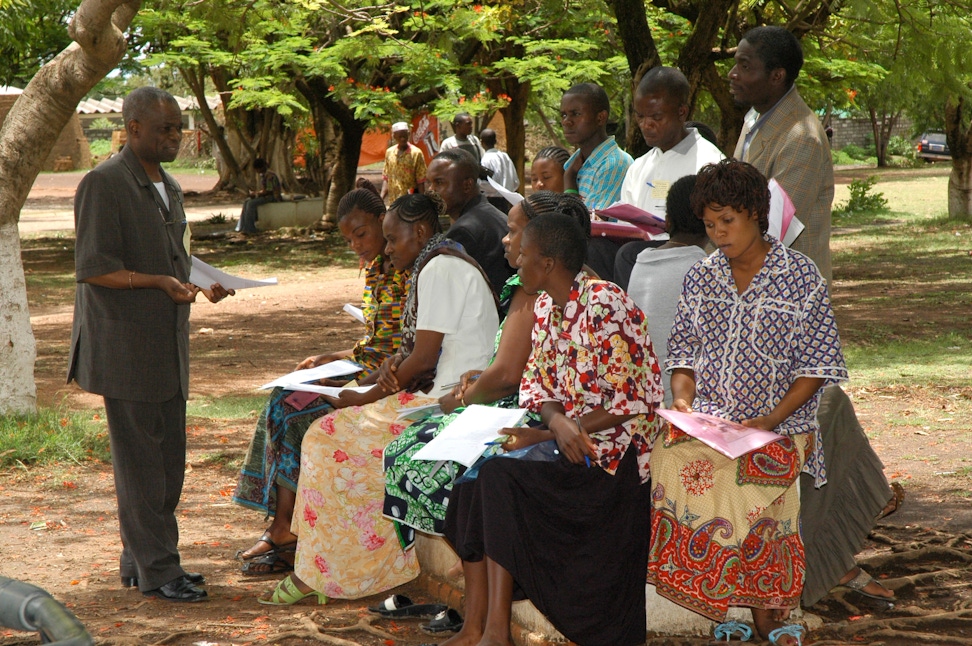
<box><xmin>440</xmin><ymin>371</ymin><xmax>483</xmax><ymax>414</ymax></box>
<box><xmin>549</xmin><ymin>413</ymin><xmax>596</xmax><ymax>466</ymax></box>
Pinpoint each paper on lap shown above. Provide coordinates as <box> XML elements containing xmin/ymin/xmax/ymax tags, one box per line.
<box><xmin>397</xmin><ymin>402</ymin><xmax>443</xmax><ymax>421</ymax></box>
<box><xmin>594</xmin><ymin>202</ymin><xmax>667</xmax><ymax>234</ymax></box>
<box><xmin>189</xmin><ymin>255</ymin><xmax>277</xmax><ymax>290</ymax></box>
<box><xmin>411</xmin><ymin>405</ymin><xmax>528</xmax><ymax>467</ymax></box>
<box><xmin>656</xmin><ymin>409</ymin><xmax>784</xmax><ymax>459</ymax></box>
<box><xmin>259</xmin><ymin>359</ymin><xmax>363</xmax><ymax>389</ymax></box>
<box><xmin>278</xmin><ymin>383</ymin><xmax>375</xmax><ymax>397</ymax></box>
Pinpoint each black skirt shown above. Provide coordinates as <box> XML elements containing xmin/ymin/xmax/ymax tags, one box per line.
<box><xmin>444</xmin><ymin>446</ymin><xmax>649</xmax><ymax>646</ymax></box>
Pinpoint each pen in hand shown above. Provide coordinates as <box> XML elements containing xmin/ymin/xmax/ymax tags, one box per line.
<box><xmin>584</xmin><ymin>455</ymin><xmax>591</xmax><ymax>468</ymax></box>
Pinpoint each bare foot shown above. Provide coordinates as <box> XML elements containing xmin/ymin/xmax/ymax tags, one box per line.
<box><xmin>435</xmin><ymin>626</ymin><xmax>483</xmax><ymax>646</ymax></box>
<box><xmin>447</xmin><ymin>558</ymin><xmax>463</xmax><ymax>578</ymax></box>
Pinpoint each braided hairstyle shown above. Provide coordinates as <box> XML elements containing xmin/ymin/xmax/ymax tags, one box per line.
<box><xmin>533</xmin><ymin>146</ymin><xmax>570</xmax><ymax>167</ymax></box>
<box><xmin>337</xmin><ymin>188</ymin><xmax>386</xmax><ymax>223</ymax></box>
<box><xmin>519</xmin><ymin>190</ymin><xmax>591</xmax><ymax>238</ymax></box>
<box><xmin>388</xmin><ymin>192</ymin><xmax>445</xmax><ymax>234</ymax></box>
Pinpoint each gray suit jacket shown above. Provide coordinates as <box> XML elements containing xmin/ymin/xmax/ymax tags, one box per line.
<box><xmin>67</xmin><ymin>145</ymin><xmax>191</xmax><ymax>402</ymax></box>
<box><xmin>734</xmin><ymin>87</ymin><xmax>834</xmax><ymax>282</ymax></box>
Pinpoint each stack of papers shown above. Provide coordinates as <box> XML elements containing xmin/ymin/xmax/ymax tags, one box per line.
<box><xmin>656</xmin><ymin>409</ymin><xmax>784</xmax><ymax>459</ymax></box>
<box><xmin>190</xmin><ymin>256</ymin><xmax>277</xmax><ymax>290</ymax></box>
<box><xmin>594</xmin><ymin>203</ymin><xmax>667</xmax><ymax>235</ymax></box>
<box><xmin>411</xmin><ymin>405</ymin><xmax>528</xmax><ymax>467</ymax></box>
<box><xmin>259</xmin><ymin>359</ymin><xmax>363</xmax><ymax>390</ymax></box>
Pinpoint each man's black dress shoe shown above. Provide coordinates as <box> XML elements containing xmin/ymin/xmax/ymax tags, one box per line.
<box><xmin>122</xmin><ymin>572</ymin><xmax>205</xmax><ymax>588</ymax></box>
<box><xmin>141</xmin><ymin>575</ymin><xmax>208</xmax><ymax>602</ymax></box>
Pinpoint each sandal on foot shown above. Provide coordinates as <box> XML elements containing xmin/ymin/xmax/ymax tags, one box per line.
<box><xmin>767</xmin><ymin>624</ymin><xmax>804</xmax><ymax>646</ymax></box>
<box><xmin>367</xmin><ymin>594</ymin><xmax>447</xmax><ymax>618</ymax></box>
<box><xmin>236</xmin><ymin>532</ymin><xmax>297</xmax><ymax>562</ymax></box>
<box><xmin>838</xmin><ymin>567</ymin><xmax>895</xmax><ymax>602</ymax></box>
<box><xmin>877</xmin><ymin>481</ymin><xmax>905</xmax><ymax>520</ymax></box>
<box><xmin>257</xmin><ymin>574</ymin><xmax>327</xmax><ymax>606</ymax></box>
<box><xmin>240</xmin><ymin>550</ymin><xmax>294</xmax><ymax>576</ymax></box>
<box><xmin>713</xmin><ymin>620</ymin><xmax>753</xmax><ymax>641</ymax></box>
<box><xmin>420</xmin><ymin>608</ymin><xmax>463</xmax><ymax>634</ymax></box>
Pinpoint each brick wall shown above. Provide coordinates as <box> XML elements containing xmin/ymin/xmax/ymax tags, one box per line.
<box><xmin>830</xmin><ymin>116</ymin><xmax>914</xmax><ymax>150</ymax></box>
<box><xmin>0</xmin><ymin>94</ymin><xmax>93</xmax><ymax>171</ymax></box>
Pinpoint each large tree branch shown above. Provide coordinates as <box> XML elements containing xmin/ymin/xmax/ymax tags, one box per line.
<box><xmin>0</xmin><ymin>0</ymin><xmax>141</xmax><ymax>227</ymax></box>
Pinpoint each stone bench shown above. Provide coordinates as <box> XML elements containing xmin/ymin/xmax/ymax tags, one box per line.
<box><xmin>255</xmin><ymin>197</ymin><xmax>324</xmax><ymax>230</ymax></box>
<box><xmin>414</xmin><ymin>534</ymin><xmax>822</xmax><ymax>644</ymax></box>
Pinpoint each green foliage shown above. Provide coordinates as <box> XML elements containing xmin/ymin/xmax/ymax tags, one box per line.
<box><xmin>886</xmin><ymin>135</ymin><xmax>914</xmax><ymax>157</ymax></box>
<box><xmin>834</xmin><ymin>176</ymin><xmax>889</xmax><ymax>216</ymax></box>
<box><xmin>88</xmin><ymin>139</ymin><xmax>112</xmax><ymax>157</ymax></box>
<box><xmin>205</xmin><ymin>213</ymin><xmax>229</xmax><ymax>225</ymax></box>
<box><xmin>0</xmin><ymin>0</ymin><xmax>73</xmax><ymax>86</ymax></box>
<box><xmin>0</xmin><ymin>408</ymin><xmax>110</xmax><ymax>467</ymax></box>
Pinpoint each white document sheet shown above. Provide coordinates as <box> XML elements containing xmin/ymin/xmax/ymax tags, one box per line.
<box><xmin>190</xmin><ymin>255</ymin><xmax>278</xmax><ymax>290</ymax></box>
<box><xmin>278</xmin><ymin>384</ymin><xmax>375</xmax><ymax>397</ymax></box>
<box><xmin>343</xmin><ymin>303</ymin><xmax>366</xmax><ymax>324</ymax></box>
<box><xmin>487</xmin><ymin>176</ymin><xmax>524</xmax><ymax>206</ymax></box>
<box><xmin>259</xmin><ymin>359</ymin><xmax>363</xmax><ymax>390</ymax></box>
<box><xmin>410</xmin><ymin>405</ymin><xmax>528</xmax><ymax>467</ymax></box>
<box><xmin>397</xmin><ymin>402</ymin><xmax>443</xmax><ymax>421</ymax></box>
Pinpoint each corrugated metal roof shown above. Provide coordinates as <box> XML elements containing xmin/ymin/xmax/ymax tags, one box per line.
<box><xmin>76</xmin><ymin>95</ymin><xmax>220</xmax><ymax>114</ymax></box>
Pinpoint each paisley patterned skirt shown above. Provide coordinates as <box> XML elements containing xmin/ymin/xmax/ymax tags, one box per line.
<box><xmin>647</xmin><ymin>425</ymin><xmax>809</xmax><ymax>621</ymax></box>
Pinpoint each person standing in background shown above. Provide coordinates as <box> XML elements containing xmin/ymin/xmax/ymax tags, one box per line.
<box><xmin>381</xmin><ymin>121</ymin><xmax>427</xmax><ymax>203</ymax></box>
<box><xmin>479</xmin><ymin>128</ymin><xmax>519</xmax><ymax>213</ymax></box>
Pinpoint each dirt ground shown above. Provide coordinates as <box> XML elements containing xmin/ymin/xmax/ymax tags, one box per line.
<box><xmin>3</xmin><ymin>174</ymin><xmax>972</xmax><ymax>646</ymax></box>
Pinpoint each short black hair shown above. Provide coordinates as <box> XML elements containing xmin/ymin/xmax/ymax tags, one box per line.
<box><xmin>337</xmin><ymin>188</ymin><xmax>386</xmax><ymax>222</ymax></box>
<box><xmin>523</xmin><ymin>213</ymin><xmax>587</xmax><ymax>274</ymax></box>
<box><xmin>479</xmin><ymin>128</ymin><xmax>497</xmax><ymax>148</ymax></box>
<box><xmin>533</xmin><ymin>146</ymin><xmax>570</xmax><ymax>166</ymax></box>
<box><xmin>691</xmin><ymin>159</ymin><xmax>770</xmax><ymax>234</ymax></box>
<box><xmin>637</xmin><ymin>66</ymin><xmax>690</xmax><ymax>107</ymax></box>
<box><xmin>388</xmin><ymin>193</ymin><xmax>445</xmax><ymax>234</ymax></box>
<box><xmin>686</xmin><ymin>121</ymin><xmax>719</xmax><ymax>147</ymax></box>
<box><xmin>452</xmin><ymin>112</ymin><xmax>472</xmax><ymax>126</ymax></box>
<box><xmin>519</xmin><ymin>191</ymin><xmax>592</xmax><ymax>238</ymax></box>
<box><xmin>741</xmin><ymin>26</ymin><xmax>803</xmax><ymax>87</ymax></box>
<box><xmin>122</xmin><ymin>86</ymin><xmax>178</xmax><ymax>128</ymax></box>
<box><xmin>563</xmin><ymin>82</ymin><xmax>610</xmax><ymax>116</ymax></box>
<box><xmin>433</xmin><ymin>148</ymin><xmax>480</xmax><ymax>182</ymax></box>
<box><xmin>253</xmin><ymin>158</ymin><xmax>268</xmax><ymax>172</ymax></box>
<box><xmin>665</xmin><ymin>175</ymin><xmax>704</xmax><ymax>236</ymax></box>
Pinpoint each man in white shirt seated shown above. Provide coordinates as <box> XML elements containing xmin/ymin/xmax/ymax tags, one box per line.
<box><xmin>613</xmin><ymin>66</ymin><xmax>725</xmax><ymax>290</ymax></box>
<box><xmin>479</xmin><ymin>128</ymin><xmax>519</xmax><ymax>213</ymax></box>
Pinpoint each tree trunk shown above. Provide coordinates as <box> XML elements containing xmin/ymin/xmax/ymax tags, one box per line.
<box><xmin>180</xmin><ymin>64</ymin><xmax>246</xmax><ymax>192</ymax></box>
<box><xmin>0</xmin><ymin>0</ymin><xmax>140</xmax><ymax>415</ymax></box>
<box><xmin>945</xmin><ymin>95</ymin><xmax>972</xmax><ymax>220</ymax></box>
<box><xmin>606</xmin><ymin>0</ymin><xmax>660</xmax><ymax>157</ymax></box>
<box><xmin>486</xmin><ymin>76</ymin><xmax>530</xmax><ymax>192</ymax></box>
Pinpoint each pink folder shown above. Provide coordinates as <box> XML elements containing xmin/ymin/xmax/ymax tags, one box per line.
<box><xmin>656</xmin><ymin>409</ymin><xmax>784</xmax><ymax>459</ymax></box>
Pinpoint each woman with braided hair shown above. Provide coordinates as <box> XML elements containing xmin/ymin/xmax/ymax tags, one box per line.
<box><xmin>257</xmin><ymin>192</ymin><xmax>499</xmax><ymax>605</ymax></box>
<box><xmin>233</xmin><ymin>186</ymin><xmax>409</xmax><ymax>574</ymax></box>
<box><xmin>382</xmin><ymin>191</ymin><xmax>592</xmax><ymax>543</ymax></box>
<box><xmin>530</xmin><ymin>146</ymin><xmax>570</xmax><ymax>194</ymax></box>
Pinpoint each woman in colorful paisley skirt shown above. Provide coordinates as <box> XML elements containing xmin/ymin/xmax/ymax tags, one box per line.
<box><xmin>646</xmin><ymin>159</ymin><xmax>848</xmax><ymax>646</ymax></box>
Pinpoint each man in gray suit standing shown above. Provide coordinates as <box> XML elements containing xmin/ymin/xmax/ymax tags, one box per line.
<box><xmin>68</xmin><ymin>87</ymin><xmax>233</xmax><ymax>602</ymax></box>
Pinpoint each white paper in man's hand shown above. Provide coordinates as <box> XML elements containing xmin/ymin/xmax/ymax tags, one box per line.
<box><xmin>259</xmin><ymin>359</ymin><xmax>363</xmax><ymax>389</ymax></box>
<box><xmin>190</xmin><ymin>255</ymin><xmax>278</xmax><ymax>290</ymax></box>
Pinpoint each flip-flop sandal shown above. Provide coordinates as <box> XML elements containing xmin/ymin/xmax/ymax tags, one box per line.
<box><xmin>877</xmin><ymin>481</ymin><xmax>905</xmax><ymax>520</ymax></box>
<box><xmin>257</xmin><ymin>574</ymin><xmax>328</xmax><ymax>606</ymax></box>
<box><xmin>713</xmin><ymin>620</ymin><xmax>753</xmax><ymax>641</ymax></box>
<box><xmin>838</xmin><ymin>567</ymin><xmax>895</xmax><ymax>603</ymax></box>
<box><xmin>236</xmin><ymin>532</ymin><xmax>297</xmax><ymax>562</ymax></box>
<box><xmin>367</xmin><ymin>594</ymin><xmax>448</xmax><ymax>618</ymax></box>
<box><xmin>420</xmin><ymin>608</ymin><xmax>464</xmax><ymax>634</ymax></box>
<box><xmin>767</xmin><ymin>624</ymin><xmax>804</xmax><ymax>646</ymax></box>
<box><xmin>240</xmin><ymin>551</ymin><xmax>295</xmax><ymax>576</ymax></box>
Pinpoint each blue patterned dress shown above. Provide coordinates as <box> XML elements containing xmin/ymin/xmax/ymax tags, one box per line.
<box><xmin>647</xmin><ymin>237</ymin><xmax>847</xmax><ymax>621</ymax></box>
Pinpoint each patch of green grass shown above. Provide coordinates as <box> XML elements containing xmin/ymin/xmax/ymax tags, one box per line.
<box><xmin>197</xmin><ymin>451</ymin><xmax>241</xmax><ymax>469</ymax></box>
<box><xmin>0</xmin><ymin>408</ymin><xmax>109</xmax><ymax>467</ymax></box>
<box><xmin>186</xmin><ymin>395</ymin><xmax>268</xmax><ymax>420</ymax></box>
<box><xmin>844</xmin><ymin>333</ymin><xmax>972</xmax><ymax>389</ymax></box>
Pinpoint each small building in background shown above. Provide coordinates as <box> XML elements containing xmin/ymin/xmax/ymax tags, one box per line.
<box><xmin>1</xmin><ymin>85</ymin><xmax>92</xmax><ymax>171</ymax></box>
